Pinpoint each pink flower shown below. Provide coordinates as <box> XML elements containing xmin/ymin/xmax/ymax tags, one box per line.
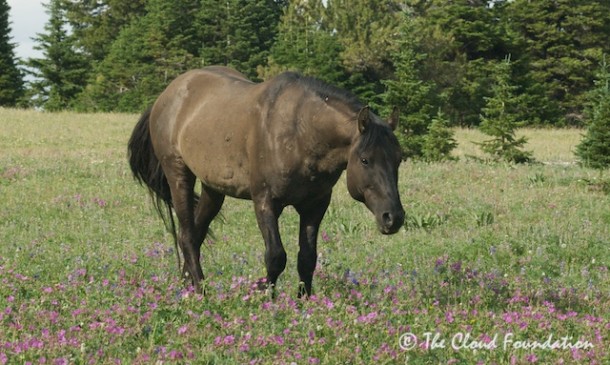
<box><xmin>321</xmin><ymin>231</ymin><xmax>330</xmax><ymax>242</ymax></box>
<box><xmin>357</xmin><ymin>311</ymin><xmax>379</xmax><ymax>324</ymax></box>
<box><xmin>503</xmin><ymin>312</ymin><xmax>517</xmax><ymax>324</ymax></box>
<box><xmin>323</xmin><ymin>297</ymin><xmax>334</xmax><ymax>310</ymax></box>
<box><xmin>571</xmin><ymin>348</ymin><xmax>583</xmax><ymax>361</ymax></box>
<box><xmin>223</xmin><ymin>335</ymin><xmax>235</xmax><ymax>345</ymax></box>
<box><xmin>168</xmin><ymin>350</ymin><xmax>183</xmax><ymax>360</ymax></box>
<box><xmin>177</xmin><ymin>325</ymin><xmax>188</xmax><ymax>335</ymax></box>
<box><xmin>445</xmin><ymin>311</ymin><xmax>454</xmax><ymax>323</ymax></box>
<box><xmin>526</xmin><ymin>354</ymin><xmax>537</xmax><ymax>363</ymax></box>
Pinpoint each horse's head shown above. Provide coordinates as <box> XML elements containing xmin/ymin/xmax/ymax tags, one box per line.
<box><xmin>346</xmin><ymin>107</ymin><xmax>405</xmax><ymax>235</ymax></box>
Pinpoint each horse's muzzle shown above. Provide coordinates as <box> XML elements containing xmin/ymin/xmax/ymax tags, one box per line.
<box><xmin>379</xmin><ymin>208</ymin><xmax>405</xmax><ymax>235</ymax></box>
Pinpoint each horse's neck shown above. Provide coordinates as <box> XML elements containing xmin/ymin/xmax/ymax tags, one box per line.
<box><xmin>304</xmin><ymin>102</ymin><xmax>356</xmax><ymax>173</ymax></box>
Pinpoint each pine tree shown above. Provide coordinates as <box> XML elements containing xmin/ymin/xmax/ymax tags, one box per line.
<box><xmin>60</xmin><ymin>0</ymin><xmax>146</xmax><ymax>63</ymax></box>
<box><xmin>229</xmin><ymin>0</ymin><xmax>283</xmax><ymax>79</ymax></box>
<box><xmin>25</xmin><ymin>0</ymin><xmax>88</xmax><ymax>110</ymax></box>
<box><xmin>262</xmin><ymin>0</ymin><xmax>345</xmax><ymax>86</ymax></box>
<box><xmin>422</xmin><ymin>109</ymin><xmax>457</xmax><ymax>162</ymax></box>
<box><xmin>576</xmin><ymin>55</ymin><xmax>610</xmax><ymax>171</ymax></box>
<box><xmin>382</xmin><ymin>11</ymin><xmax>437</xmax><ymax>159</ymax></box>
<box><xmin>478</xmin><ymin>57</ymin><xmax>532</xmax><ymax>163</ymax></box>
<box><xmin>326</xmin><ymin>0</ymin><xmax>402</xmax><ymax>106</ymax></box>
<box><xmin>198</xmin><ymin>0</ymin><xmax>283</xmax><ymax>80</ymax></box>
<box><xmin>0</xmin><ymin>0</ymin><xmax>24</xmax><ymax>106</ymax></box>
<box><xmin>77</xmin><ymin>0</ymin><xmax>200</xmax><ymax>112</ymax></box>
<box><xmin>406</xmin><ymin>0</ymin><xmax>515</xmax><ymax>126</ymax></box>
<box><xmin>326</xmin><ymin>0</ymin><xmax>400</xmax><ymax>76</ymax></box>
<box><xmin>507</xmin><ymin>0</ymin><xmax>610</xmax><ymax>125</ymax></box>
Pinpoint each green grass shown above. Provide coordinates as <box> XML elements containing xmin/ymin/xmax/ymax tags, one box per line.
<box><xmin>1</xmin><ymin>108</ymin><xmax>608</xmax><ymax>364</ymax></box>
<box><xmin>453</xmin><ymin>127</ymin><xmax>582</xmax><ymax>163</ymax></box>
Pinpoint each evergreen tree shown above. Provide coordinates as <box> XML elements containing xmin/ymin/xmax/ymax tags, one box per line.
<box><xmin>326</xmin><ymin>0</ymin><xmax>402</xmax><ymax>106</ymax></box>
<box><xmin>409</xmin><ymin>0</ymin><xmax>514</xmax><ymax>126</ymax></box>
<box><xmin>60</xmin><ymin>0</ymin><xmax>147</xmax><ymax>63</ymax></box>
<box><xmin>576</xmin><ymin>55</ymin><xmax>610</xmax><ymax>171</ymax></box>
<box><xmin>25</xmin><ymin>0</ymin><xmax>89</xmax><ymax>110</ymax></box>
<box><xmin>382</xmin><ymin>11</ymin><xmax>437</xmax><ymax>159</ymax></box>
<box><xmin>262</xmin><ymin>0</ymin><xmax>345</xmax><ymax>86</ymax></box>
<box><xmin>197</xmin><ymin>0</ymin><xmax>226</xmax><ymax>67</ymax></box>
<box><xmin>422</xmin><ymin>109</ymin><xmax>457</xmax><ymax>162</ymax></box>
<box><xmin>0</xmin><ymin>0</ymin><xmax>24</xmax><ymax>106</ymax></box>
<box><xmin>198</xmin><ymin>0</ymin><xmax>283</xmax><ymax>80</ymax></box>
<box><xmin>507</xmin><ymin>0</ymin><xmax>610</xmax><ymax>125</ymax></box>
<box><xmin>326</xmin><ymin>0</ymin><xmax>400</xmax><ymax>76</ymax></box>
<box><xmin>477</xmin><ymin>57</ymin><xmax>532</xmax><ymax>163</ymax></box>
<box><xmin>77</xmin><ymin>0</ymin><xmax>200</xmax><ymax>112</ymax></box>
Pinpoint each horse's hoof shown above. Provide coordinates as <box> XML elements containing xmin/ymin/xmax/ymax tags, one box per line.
<box><xmin>255</xmin><ymin>277</ymin><xmax>269</xmax><ymax>291</ymax></box>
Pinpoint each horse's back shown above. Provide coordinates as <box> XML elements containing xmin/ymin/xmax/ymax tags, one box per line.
<box><xmin>149</xmin><ymin>67</ymin><xmax>263</xmax><ymax>198</ymax></box>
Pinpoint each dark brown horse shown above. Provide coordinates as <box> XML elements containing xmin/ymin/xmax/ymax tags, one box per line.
<box><xmin>128</xmin><ymin>66</ymin><xmax>404</xmax><ymax>297</ymax></box>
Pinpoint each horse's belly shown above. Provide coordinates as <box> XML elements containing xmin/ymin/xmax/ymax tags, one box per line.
<box><xmin>179</xmin><ymin>122</ymin><xmax>253</xmax><ymax>200</ymax></box>
<box><xmin>203</xmin><ymin>170</ymin><xmax>252</xmax><ymax>199</ymax></box>
<box><xmin>190</xmin><ymin>156</ymin><xmax>252</xmax><ymax>199</ymax></box>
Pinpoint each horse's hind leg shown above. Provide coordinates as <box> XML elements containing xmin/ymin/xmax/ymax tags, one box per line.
<box><xmin>161</xmin><ymin>158</ymin><xmax>204</xmax><ymax>291</ymax></box>
<box><xmin>192</xmin><ymin>184</ymin><xmax>225</xmax><ymax>270</ymax></box>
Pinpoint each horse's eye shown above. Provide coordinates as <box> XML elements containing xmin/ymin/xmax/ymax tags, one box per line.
<box><xmin>360</xmin><ymin>157</ymin><xmax>369</xmax><ymax>166</ymax></box>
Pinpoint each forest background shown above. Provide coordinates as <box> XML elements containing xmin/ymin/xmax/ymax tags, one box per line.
<box><xmin>1</xmin><ymin>0</ymin><xmax>610</xmax><ymax>159</ymax></box>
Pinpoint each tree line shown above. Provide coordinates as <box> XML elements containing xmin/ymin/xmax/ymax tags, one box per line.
<box><xmin>1</xmin><ymin>0</ymin><xmax>610</xmax><ymax>161</ymax></box>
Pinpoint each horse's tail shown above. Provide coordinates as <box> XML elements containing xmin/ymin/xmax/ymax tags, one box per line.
<box><xmin>127</xmin><ymin>107</ymin><xmax>179</xmax><ymax>266</ymax></box>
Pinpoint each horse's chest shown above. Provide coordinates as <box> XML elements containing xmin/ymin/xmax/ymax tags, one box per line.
<box><xmin>266</xmin><ymin>158</ymin><xmax>342</xmax><ymax>204</ymax></box>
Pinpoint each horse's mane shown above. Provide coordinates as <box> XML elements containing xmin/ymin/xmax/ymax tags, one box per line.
<box><xmin>269</xmin><ymin>72</ymin><xmax>364</xmax><ymax>113</ymax></box>
<box><xmin>266</xmin><ymin>72</ymin><xmax>393</xmax><ymax>151</ymax></box>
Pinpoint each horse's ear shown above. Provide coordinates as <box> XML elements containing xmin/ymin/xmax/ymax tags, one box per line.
<box><xmin>357</xmin><ymin>106</ymin><xmax>370</xmax><ymax>134</ymax></box>
<box><xmin>388</xmin><ymin>106</ymin><xmax>399</xmax><ymax>131</ymax></box>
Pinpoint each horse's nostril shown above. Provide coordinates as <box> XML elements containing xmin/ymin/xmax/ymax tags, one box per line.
<box><xmin>382</xmin><ymin>212</ymin><xmax>393</xmax><ymax>226</ymax></box>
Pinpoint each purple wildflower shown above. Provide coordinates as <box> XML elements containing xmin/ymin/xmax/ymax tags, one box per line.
<box><xmin>321</xmin><ymin>231</ymin><xmax>330</xmax><ymax>242</ymax></box>
<box><xmin>526</xmin><ymin>354</ymin><xmax>537</xmax><ymax>363</ymax></box>
<box><xmin>445</xmin><ymin>311</ymin><xmax>454</xmax><ymax>323</ymax></box>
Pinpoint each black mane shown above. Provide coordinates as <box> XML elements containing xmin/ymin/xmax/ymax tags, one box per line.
<box><xmin>268</xmin><ymin>72</ymin><xmax>394</xmax><ymax>152</ymax></box>
<box><xmin>272</xmin><ymin>72</ymin><xmax>364</xmax><ymax>113</ymax></box>
<box><xmin>357</xmin><ymin>119</ymin><xmax>396</xmax><ymax>153</ymax></box>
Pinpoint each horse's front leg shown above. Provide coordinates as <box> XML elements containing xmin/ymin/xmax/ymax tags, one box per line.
<box><xmin>295</xmin><ymin>193</ymin><xmax>332</xmax><ymax>298</ymax></box>
<box><xmin>253</xmin><ymin>193</ymin><xmax>286</xmax><ymax>294</ymax></box>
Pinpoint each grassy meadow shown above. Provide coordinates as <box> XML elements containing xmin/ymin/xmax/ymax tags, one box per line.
<box><xmin>0</xmin><ymin>108</ymin><xmax>608</xmax><ymax>364</ymax></box>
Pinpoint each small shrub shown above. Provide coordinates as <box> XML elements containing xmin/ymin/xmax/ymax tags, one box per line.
<box><xmin>406</xmin><ymin>212</ymin><xmax>447</xmax><ymax>231</ymax></box>
<box><xmin>477</xmin><ymin>57</ymin><xmax>533</xmax><ymax>164</ymax></box>
<box><xmin>527</xmin><ymin>172</ymin><xmax>546</xmax><ymax>186</ymax></box>
<box><xmin>422</xmin><ymin>108</ymin><xmax>458</xmax><ymax>162</ymax></box>
<box><xmin>473</xmin><ymin>211</ymin><xmax>495</xmax><ymax>227</ymax></box>
<box><xmin>576</xmin><ymin>54</ymin><xmax>610</xmax><ymax>172</ymax></box>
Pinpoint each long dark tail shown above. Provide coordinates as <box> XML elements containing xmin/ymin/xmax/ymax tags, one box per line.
<box><xmin>127</xmin><ymin>108</ymin><xmax>179</xmax><ymax>266</ymax></box>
